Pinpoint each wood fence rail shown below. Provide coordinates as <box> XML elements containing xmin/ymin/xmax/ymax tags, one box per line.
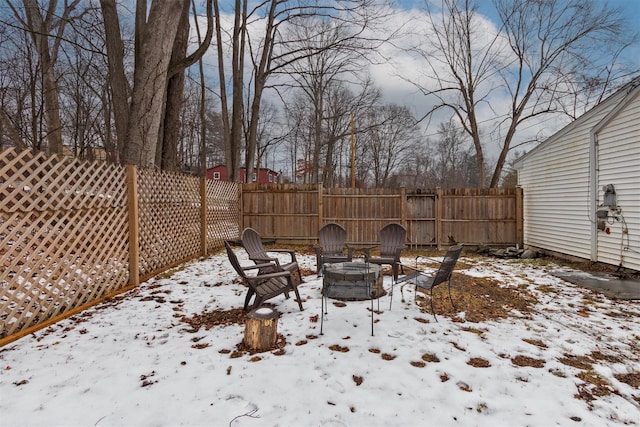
<box><xmin>1</xmin><ymin>148</ymin><xmax>522</xmax><ymax>346</ymax></box>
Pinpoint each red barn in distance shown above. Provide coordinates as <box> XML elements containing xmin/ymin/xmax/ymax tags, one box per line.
<box><xmin>206</xmin><ymin>165</ymin><xmax>280</xmax><ymax>184</ymax></box>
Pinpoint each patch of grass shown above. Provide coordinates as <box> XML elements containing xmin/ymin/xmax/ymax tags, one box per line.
<box><xmin>511</xmin><ymin>355</ymin><xmax>545</xmax><ymax>368</ymax></box>
<box><xmin>462</xmin><ymin>327</ymin><xmax>487</xmax><ymax>338</ymax></box>
<box><xmin>557</xmin><ymin>354</ymin><xmax>593</xmax><ymax>370</ymax></box>
<box><xmin>614</xmin><ymin>372</ymin><xmax>640</xmax><ymax>388</ymax></box>
<box><xmin>467</xmin><ymin>357</ymin><xmax>491</xmax><ymax>368</ymax></box>
<box><xmin>522</xmin><ymin>338</ymin><xmax>547</xmax><ymax>349</ymax></box>
<box><xmin>416</xmin><ymin>274</ymin><xmax>536</xmax><ymax>323</ymax></box>
<box><xmin>421</xmin><ymin>353</ymin><xmax>440</xmax><ymax>363</ymax></box>
<box><xmin>576</xmin><ymin>370</ymin><xmax>615</xmax><ymax>397</ymax></box>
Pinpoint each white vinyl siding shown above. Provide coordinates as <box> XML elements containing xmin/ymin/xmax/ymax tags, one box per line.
<box><xmin>517</xmin><ymin>83</ymin><xmax>640</xmax><ymax>270</ymax></box>
<box><xmin>595</xmin><ymin>93</ymin><xmax>640</xmax><ymax>270</ymax></box>
<box><xmin>518</xmin><ymin>112</ymin><xmax>606</xmax><ymax>260</ymax></box>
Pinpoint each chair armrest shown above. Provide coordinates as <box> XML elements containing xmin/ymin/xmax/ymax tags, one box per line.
<box><xmin>241</xmin><ymin>262</ymin><xmax>279</xmax><ymax>272</ymax></box>
<box><xmin>361</xmin><ymin>246</ymin><xmax>375</xmax><ymax>258</ymax></box>
<box><xmin>254</xmin><ymin>270</ymin><xmax>293</xmax><ymax>280</ymax></box>
<box><xmin>416</xmin><ymin>255</ymin><xmax>443</xmax><ymax>265</ymax></box>
<box><xmin>250</xmin><ymin>255</ymin><xmax>282</xmax><ymax>267</ymax></box>
<box><xmin>395</xmin><ymin>263</ymin><xmax>432</xmax><ymax>284</ymax></box>
<box><xmin>344</xmin><ymin>244</ymin><xmax>354</xmax><ymax>258</ymax></box>
<box><xmin>267</xmin><ymin>249</ymin><xmax>298</xmax><ymax>263</ymax></box>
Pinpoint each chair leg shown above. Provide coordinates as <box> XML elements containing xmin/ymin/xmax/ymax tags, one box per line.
<box><xmin>447</xmin><ymin>278</ymin><xmax>456</xmax><ymax>311</ymax></box>
<box><xmin>429</xmin><ymin>287</ymin><xmax>438</xmax><ymax>322</ymax></box>
<box><xmin>243</xmin><ymin>289</ymin><xmax>255</xmax><ymax>311</ymax></box>
<box><xmin>320</xmin><ymin>293</ymin><xmax>325</xmax><ymax>335</ymax></box>
<box><xmin>369</xmin><ymin>292</ymin><xmax>374</xmax><ymax>336</ymax></box>
<box><xmin>293</xmin><ymin>286</ymin><xmax>303</xmax><ymax>311</ymax></box>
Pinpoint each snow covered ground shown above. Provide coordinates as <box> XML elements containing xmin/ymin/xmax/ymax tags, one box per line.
<box><xmin>1</xmin><ymin>250</ymin><xmax>639</xmax><ymax>427</ymax></box>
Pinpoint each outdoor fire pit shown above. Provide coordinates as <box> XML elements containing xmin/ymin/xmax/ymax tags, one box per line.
<box><xmin>322</xmin><ymin>262</ymin><xmax>385</xmax><ymax>300</ymax></box>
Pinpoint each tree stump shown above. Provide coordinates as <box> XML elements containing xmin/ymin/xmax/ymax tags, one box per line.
<box><xmin>244</xmin><ymin>308</ymin><xmax>279</xmax><ymax>351</ymax></box>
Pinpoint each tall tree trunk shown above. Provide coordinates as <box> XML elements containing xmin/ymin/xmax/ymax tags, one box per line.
<box><xmin>158</xmin><ymin>0</ymin><xmax>191</xmax><ymax>172</ymax></box>
<box><xmin>100</xmin><ymin>0</ymin><xmax>129</xmax><ymax>163</ymax></box>
<box><xmin>123</xmin><ymin>1</ymin><xmax>183</xmax><ymax>167</ymax></box>
<box><xmin>21</xmin><ymin>0</ymin><xmax>78</xmax><ymax>155</ymax></box>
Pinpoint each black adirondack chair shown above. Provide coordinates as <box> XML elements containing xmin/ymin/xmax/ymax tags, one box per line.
<box><xmin>225</xmin><ymin>241</ymin><xmax>303</xmax><ymax>312</ymax></box>
<box><xmin>240</xmin><ymin>227</ymin><xmax>302</xmax><ymax>285</ymax></box>
<box><xmin>363</xmin><ymin>223</ymin><xmax>407</xmax><ymax>281</ymax></box>
<box><xmin>314</xmin><ymin>223</ymin><xmax>353</xmax><ymax>276</ymax></box>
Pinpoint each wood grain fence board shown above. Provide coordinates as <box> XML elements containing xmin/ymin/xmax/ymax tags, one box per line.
<box><xmin>240</xmin><ymin>185</ymin><xmax>522</xmax><ymax>247</ymax></box>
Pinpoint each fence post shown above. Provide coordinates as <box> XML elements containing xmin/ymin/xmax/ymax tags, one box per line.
<box><xmin>435</xmin><ymin>188</ymin><xmax>442</xmax><ymax>250</ymax></box>
<box><xmin>516</xmin><ymin>186</ymin><xmax>524</xmax><ymax>247</ymax></box>
<box><xmin>238</xmin><ymin>184</ymin><xmax>244</xmax><ymax>233</ymax></box>
<box><xmin>200</xmin><ymin>179</ymin><xmax>207</xmax><ymax>256</ymax></box>
<box><xmin>317</xmin><ymin>183</ymin><xmax>323</xmax><ymax>229</ymax></box>
<box><xmin>400</xmin><ymin>187</ymin><xmax>407</xmax><ymax>245</ymax></box>
<box><xmin>126</xmin><ymin>165</ymin><xmax>140</xmax><ymax>286</ymax></box>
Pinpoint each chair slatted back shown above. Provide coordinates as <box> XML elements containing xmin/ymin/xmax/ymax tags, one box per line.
<box><xmin>319</xmin><ymin>223</ymin><xmax>347</xmax><ymax>255</ymax></box>
<box><xmin>379</xmin><ymin>223</ymin><xmax>406</xmax><ymax>257</ymax></box>
<box><xmin>431</xmin><ymin>244</ymin><xmax>464</xmax><ymax>288</ymax></box>
<box><xmin>241</xmin><ymin>227</ymin><xmax>268</xmax><ymax>261</ymax></box>
<box><xmin>225</xmin><ymin>241</ymin><xmax>247</xmax><ymax>279</ymax></box>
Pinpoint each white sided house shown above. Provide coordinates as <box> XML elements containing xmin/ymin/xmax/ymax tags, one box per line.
<box><xmin>515</xmin><ymin>78</ymin><xmax>640</xmax><ymax>272</ymax></box>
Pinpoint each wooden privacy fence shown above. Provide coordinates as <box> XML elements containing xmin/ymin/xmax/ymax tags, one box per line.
<box><xmin>241</xmin><ymin>184</ymin><xmax>523</xmax><ymax>248</ymax></box>
<box><xmin>0</xmin><ymin>148</ymin><xmax>239</xmax><ymax>343</ymax></box>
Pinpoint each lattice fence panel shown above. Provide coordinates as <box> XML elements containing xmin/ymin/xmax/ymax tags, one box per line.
<box><xmin>137</xmin><ymin>169</ymin><xmax>201</xmax><ymax>276</ymax></box>
<box><xmin>1</xmin><ymin>148</ymin><xmax>128</xmax><ymax>338</ymax></box>
<box><xmin>205</xmin><ymin>180</ymin><xmax>240</xmax><ymax>251</ymax></box>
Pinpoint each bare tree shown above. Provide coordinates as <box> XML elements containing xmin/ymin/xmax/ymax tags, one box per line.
<box><xmin>214</xmin><ymin>0</ymin><xmax>391</xmax><ymax>182</ymax></box>
<box><xmin>6</xmin><ymin>0</ymin><xmax>82</xmax><ymax>155</ymax></box>
<box><xmin>100</xmin><ymin>0</ymin><xmax>213</xmax><ymax>169</ymax></box>
<box><xmin>409</xmin><ymin>0</ymin><xmax>631</xmax><ymax>187</ymax></box>
<box><xmin>360</xmin><ymin>104</ymin><xmax>419</xmax><ymax>188</ymax></box>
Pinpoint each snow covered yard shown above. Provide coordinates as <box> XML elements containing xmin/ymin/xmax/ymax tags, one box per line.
<box><xmin>1</xmin><ymin>250</ymin><xmax>639</xmax><ymax>427</ymax></box>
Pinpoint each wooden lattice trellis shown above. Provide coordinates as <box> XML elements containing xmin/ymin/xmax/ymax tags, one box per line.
<box><xmin>205</xmin><ymin>180</ymin><xmax>240</xmax><ymax>251</ymax></box>
<box><xmin>1</xmin><ymin>148</ymin><xmax>242</xmax><ymax>343</ymax></box>
<box><xmin>137</xmin><ymin>169</ymin><xmax>202</xmax><ymax>277</ymax></box>
<box><xmin>0</xmin><ymin>148</ymin><xmax>129</xmax><ymax>338</ymax></box>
